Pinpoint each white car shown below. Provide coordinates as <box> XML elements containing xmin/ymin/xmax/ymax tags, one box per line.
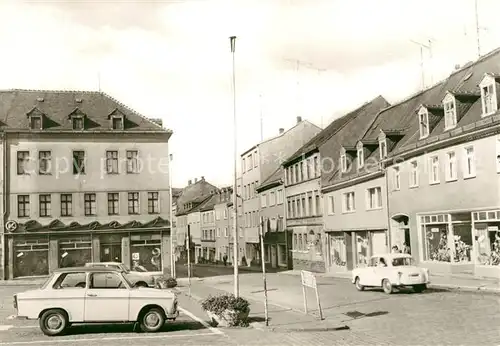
<box><xmin>84</xmin><ymin>262</ymin><xmax>163</xmax><ymax>287</ymax></box>
<box><xmin>13</xmin><ymin>267</ymin><xmax>178</xmax><ymax>336</ymax></box>
<box><xmin>352</xmin><ymin>253</ymin><xmax>430</xmax><ymax>294</ymax></box>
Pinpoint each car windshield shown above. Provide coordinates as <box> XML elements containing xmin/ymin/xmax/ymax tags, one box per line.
<box><xmin>120</xmin><ymin>272</ymin><xmax>134</xmax><ymax>288</ymax></box>
<box><xmin>392</xmin><ymin>257</ymin><xmax>414</xmax><ymax>266</ymax></box>
<box><xmin>132</xmin><ymin>265</ymin><xmax>148</xmax><ymax>272</ymax></box>
<box><xmin>40</xmin><ymin>273</ymin><xmax>55</xmax><ymax>289</ymax></box>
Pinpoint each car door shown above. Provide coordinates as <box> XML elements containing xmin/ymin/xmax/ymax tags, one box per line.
<box><xmin>363</xmin><ymin>257</ymin><xmax>380</xmax><ymax>286</ymax></box>
<box><xmin>50</xmin><ymin>272</ymin><xmax>87</xmax><ymax>322</ymax></box>
<box><xmin>84</xmin><ymin>272</ymin><xmax>130</xmax><ymax>322</ymax></box>
<box><xmin>373</xmin><ymin>256</ymin><xmax>390</xmax><ymax>286</ymax></box>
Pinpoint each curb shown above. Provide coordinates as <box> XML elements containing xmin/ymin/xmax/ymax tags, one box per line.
<box><xmin>429</xmin><ymin>283</ymin><xmax>500</xmax><ymax>294</ymax></box>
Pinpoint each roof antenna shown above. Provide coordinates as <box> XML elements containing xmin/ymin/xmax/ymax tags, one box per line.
<box><xmin>97</xmin><ymin>71</ymin><xmax>101</xmax><ymax>92</ymax></box>
<box><xmin>410</xmin><ymin>39</ymin><xmax>434</xmax><ymax>89</ymax></box>
<box><xmin>259</xmin><ymin>93</ymin><xmax>264</xmax><ymax>142</ymax></box>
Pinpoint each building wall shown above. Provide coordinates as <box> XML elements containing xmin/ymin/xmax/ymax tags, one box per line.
<box><xmin>241</xmin><ymin>148</ymin><xmax>261</xmax><ymax>246</ymax></box>
<box><xmin>214</xmin><ymin>202</ymin><xmax>231</xmax><ymax>262</ymax></box>
<box><xmin>387</xmin><ymin>135</ymin><xmax>500</xmax><ymax>265</ymax></box>
<box><xmin>187</xmin><ymin>212</ymin><xmax>201</xmax><ymax>244</ymax></box>
<box><xmin>259</xmin><ymin>184</ymin><xmax>286</xmax><ymax>221</ymax></box>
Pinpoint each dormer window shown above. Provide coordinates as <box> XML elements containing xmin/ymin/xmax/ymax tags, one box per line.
<box><xmin>30</xmin><ymin>115</ymin><xmax>42</xmax><ymax>130</ymax></box>
<box><xmin>112</xmin><ymin>116</ymin><xmax>123</xmax><ymax>130</ymax></box>
<box><xmin>108</xmin><ymin>109</ymin><xmax>125</xmax><ymax>130</ymax></box>
<box><xmin>479</xmin><ymin>74</ymin><xmax>498</xmax><ymax>116</ymax></box>
<box><xmin>72</xmin><ymin>116</ymin><xmax>84</xmax><ymax>130</ymax></box>
<box><xmin>443</xmin><ymin>94</ymin><xmax>457</xmax><ymax>130</ymax></box>
<box><xmin>340</xmin><ymin>152</ymin><xmax>347</xmax><ymax>173</ymax></box>
<box><xmin>418</xmin><ymin>107</ymin><xmax>429</xmax><ymax>139</ymax></box>
<box><xmin>379</xmin><ymin>140</ymin><xmax>387</xmax><ymax>159</ymax></box>
<box><xmin>356</xmin><ymin>142</ymin><xmax>364</xmax><ymax>168</ymax></box>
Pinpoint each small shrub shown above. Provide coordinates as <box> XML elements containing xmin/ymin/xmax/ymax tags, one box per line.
<box><xmin>155</xmin><ymin>276</ymin><xmax>177</xmax><ymax>289</ymax></box>
<box><xmin>201</xmin><ymin>294</ymin><xmax>250</xmax><ymax>327</ymax></box>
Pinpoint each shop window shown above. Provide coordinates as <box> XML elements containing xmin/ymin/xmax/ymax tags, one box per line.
<box><xmin>278</xmin><ymin>244</ymin><xmax>287</xmax><ymax>266</ymax></box>
<box><xmin>356</xmin><ymin>232</ymin><xmax>368</xmax><ymax>266</ymax></box>
<box><xmin>329</xmin><ymin>235</ymin><xmax>346</xmax><ymax>267</ymax></box>
<box><xmin>59</xmin><ymin>235</ymin><xmax>92</xmax><ymax>268</ymax></box>
<box><xmin>424</xmin><ymin>225</ymin><xmax>451</xmax><ymax>262</ymax></box>
<box><xmin>14</xmin><ymin>235</ymin><xmax>49</xmax><ymax>278</ymax></box>
<box><xmin>131</xmin><ymin>234</ymin><xmax>162</xmax><ymax>272</ymax></box>
<box><xmin>452</xmin><ymin>224</ymin><xmax>472</xmax><ymax>262</ymax></box>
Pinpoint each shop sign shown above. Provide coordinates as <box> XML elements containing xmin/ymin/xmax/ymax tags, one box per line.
<box><xmin>132</xmin><ymin>252</ymin><xmax>140</xmax><ymax>260</ymax></box>
<box><xmin>487</xmin><ymin>226</ymin><xmax>499</xmax><ymax>232</ymax></box>
<box><xmin>431</xmin><ymin>228</ymin><xmax>439</xmax><ymax>233</ymax></box>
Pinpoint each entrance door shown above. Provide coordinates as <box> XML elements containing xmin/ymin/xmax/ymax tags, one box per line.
<box><xmin>345</xmin><ymin>232</ymin><xmax>354</xmax><ymax>270</ymax></box>
<box><xmin>100</xmin><ymin>244</ymin><xmax>122</xmax><ymax>263</ymax></box>
<box><xmin>271</xmin><ymin>245</ymin><xmax>277</xmax><ymax>268</ymax></box>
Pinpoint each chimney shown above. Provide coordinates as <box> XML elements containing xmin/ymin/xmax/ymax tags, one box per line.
<box><xmin>279</xmin><ymin>128</ymin><xmax>285</xmax><ymax>134</ymax></box>
<box><xmin>201</xmin><ymin>176</ymin><xmax>205</xmax><ymax>181</ymax></box>
<box><xmin>194</xmin><ymin>177</ymin><xmax>198</xmax><ymax>183</ymax></box>
<box><xmin>296</xmin><ymin>116</ymin><xmax>302</xmax><ymax>123</ymax></box>
<box><xmin>188</xmin><ymin>179</ymin><xmax>192</xmax><ymax>185</ymax></box>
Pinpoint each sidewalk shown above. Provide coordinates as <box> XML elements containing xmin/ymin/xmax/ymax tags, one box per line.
<box><xmin>280</xmin><ymin>269</ymin><xmax>500</xmax><ymax>294</ymax></box>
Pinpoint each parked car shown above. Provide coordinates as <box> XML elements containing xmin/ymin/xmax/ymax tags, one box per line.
<box><xmin>352</xmin><ymin>253</ymin><xmax>430</xmax><ymax>294</ymax></box>
<box><xmin>84</xmin><ymin>262</ymin><xmax>163</xmax><ymax>287</ymax></box>
<box><xmin>13</xmin><ymin>267</ymin><xmax>178</xmax><ymax>336</ymax></box>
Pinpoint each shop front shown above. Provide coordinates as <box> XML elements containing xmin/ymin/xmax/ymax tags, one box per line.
<box><xmin>2</xmin><ymin>217</ymin><xmax>171</xmax><ymax>280</ymax></box>
<box><xmin>471</xmin><ymin>209</ymin><xmax>500</xmax><ymax>278</ymax></box>
<box><xmin>290</xmin><ymin>221</ymin><xmax>325</xmax><ymax>272</ymax></box>
<box><xmin>325</xmin><ymin>229</ymin><xmax>387</xmax><ymax>272</ymax></box>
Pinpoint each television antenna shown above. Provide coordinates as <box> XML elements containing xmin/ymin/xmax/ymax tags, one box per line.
<box><xmin>410</xmin><ymin>38</ymin><xmax>435</xmax><ymax>89</ymax></box>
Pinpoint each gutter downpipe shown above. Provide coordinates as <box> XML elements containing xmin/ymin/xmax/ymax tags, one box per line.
<box><xmin>1</xmin><ymin>132</ymin><xmax>7</xmax><ymax>280</ymax></box>
<box><xmin>383</xmin><ymin>161</ymin><xmax>392</xmax><ymax>251</ymax></box>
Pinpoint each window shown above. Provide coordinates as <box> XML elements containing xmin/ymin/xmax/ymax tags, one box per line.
<box><xmin>343</xmin><ymin>192</ymin><xmax>355</xmax><ymax>212</ymax></box>
<box><xmin>497</xmin><ymin>138</ymin><xmax>500</xmax><ymax>173</ymax></box>
<box><xmin>340</xmin><ymin>154</ymin><xmax>347</xmax><ymax>173</ymax></box>
<box><xmin>287</xmin><ymin>201</ymin><xmax>292</xmax><ymax>218</ymax></box>
<box><xmin>444</xmin><ymin>98</ymin><xmax>457</xmax><ymax>130</ymax></box>
<box><xmin>216</xmin><ymin>210</ymin><xmax>220</xmax><ymax>220</ymax></box>
<box><xmin>254</xmin><ymin>150</ymin><xmax>258</xmax><ymax>167</ymax></box>
<box><xmin>108</xmin><ymin>193</ymin><xmax>119</xmax><ymax>215</ymax></box>
<box><xmin>247</xmin><ymin>154</ymin><xmax>253</xmax><ymax>171</ymax></box>
<box><xmin>464</xmin><ymin>146</ymin><xmax>476</xmax><ymax>178</ymax></box>
<box><xmin>366</xmin><ymin>187</ymin><xmax>382</xmax><ymax>210</ymax></box>
<box><xmin>315</xmin><ymin>193</ymin><xmax>321</xmax><ymax>215</ymax></box>
<box><xmin>445</xmin><ymin>151</ymin><xmax>457</xmax><ymax>181</ymax></box>
<box><xmin>269</xmin><ymin>191</ymin><xmax>276</xmax><ymax>206</ymax></box>
<box><xmin>90</xmin><ymin>273</ymin><xmax>125</xmax><ymax>289</ymax></box>
<box><xmin>357</xmin><ymin>149</ymin><xmax>364</xmax><ymax>168</ymax></box>
<box><xmin>224</xmin><ymin>227</ymin><xmax>228</xmax><ymax>237</ymax></box>
<box><xmin>224</xmin><ymin>208</ymin><xmax>228</xmax><ymax>219</ymax></box>
<box><xmin>409</xmin><ymin>160</ymin><xmax>419</xmax><ymax>187</ymax></box>
<box><xmin>261</xmin><ymin>194</ymin><xmax>267</xmax><ymax>208</ymax></box>
<box><xmin>38</xmin><ymin>151</ymin><xmax>51</xmax><ymax>175</ymax></box>
<box><xmin>298</xmin><ymin>163</ymin><xmax>303</xmax><ymax>181</ymax></box>
<box><xmin>17</xmin><ymin>195</ymin><xmax>29</xmax><ymax>218</ymax></box>
<box><xmin>17</xmin><ymin>151</ymin><xmax>30</xmax><ymax>175</ymax></box>
<box><xmin>250</xmin><ymin>182</ymin><xmax>255</xmax><ymax>197</ymax></box>
<box><xmin>327</xmin><ymin>196</ymin><xmax>334</xmax><ymax>215</ymax></box>
<box><xmin>379</xmin><ymin>140</ymin><xmax>387</xmax><ymax>159</ymax></box>
<box><xmin>128</xmin><ymin>192</ymin><xmax>139</xmax><ymax>214</ymax></box>
<box><xmin>72</xmin><ymin>151</ymin><xmax>85</xmax><ymax>175</ymax></box>
<box><xmin>148</xmin><ymin>192</ymin><xmax>159</xmax><ymax>214</ymax></box>
<box><xmin>84</xmin><ymin>193</ymin><xmax>96</xmax><ymax>216</ymax></box>
<box><xmin>314</xmin><ymin>156</ymin><xmax>320</xmax><ymax>177</ymax></box>
<box><xmin>242</xmin><ymin>158</ymin><xmax>246</xmax><ymax>173</ymax></box>
<box><xmin>481</xmin><ymin>83</ymin><xmax>496</xmax><ymax>116</ymax></box>
<box><xmin>53</xmin><ymin>272</ymin><xmax>87</xmax><ymax>289</ymax></box>
<box><xmin>216</xmin><ymin>228</ymin><xmax>221</xmax><ymax>237</ymax></box>
<box><xmin>112</xmin><ymin>116</ymin><xmax>123</xmax><ymax>130</ymax></box>
<box><xmin>429</xmin><ymin>156</ymin><xmax>440</xmax><ymax>184</ymax></box>
<box><xmin>419</xmin><ymin>108</ymin><xmax>429</xmax><ymax>139</ymax></box>
<box><xmin>126</xmin><ymin>150</ymin><xmax>139</xmax><ymax>174</ymax></box>
<box><xmin>106</xmin><ymin>151</ymin><xmax>119</xmax><ymax>174</ymax></box>
<box><xmin>30</xmin><ymin>115</ymin><xmax>42</xmax><ymax>130</ymax></box>
<box><xmin>60</xmin><ymin>194</ymin><xmax>72</xmax><ymax>216</ymax></box>
<box><xmin>276</xmin><ymin>189</ymin><xmax>284</xmax><ymax>204</ymax></box>
<box><xmin>393</xmin><ymin>166</ymin><xmax>400</xmax><ymax>190</ymax></box>
<box><xmin>39</xmin><ymin>194</ymin><xmax>51</xmax><ymax>217</ymax></box>
<box><xmin>72</xmin><ymin>116</ymin><xmax>84</xmax><ymax>130</ymax></box>
<box><xmin>294</xmin><ymin>165</ymin><xmax>299</xmax><ymax>183</ymax></box>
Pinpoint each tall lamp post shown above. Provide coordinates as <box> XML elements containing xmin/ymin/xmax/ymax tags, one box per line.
<box><xmin>169</xmin><ymin>153</ymin><xmax>175</xmax><ymax>278</ymax></box>
<box><xmin>230</xmin><ymin>35</ymin><xmax>239</xmax><ymax>298</ymax></box>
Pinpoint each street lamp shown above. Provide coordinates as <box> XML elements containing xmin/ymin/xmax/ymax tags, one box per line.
<box><xmin>229</xmin><ymin>35</ymin><xmax>239</xmax><ymax>298</ymax></box>
<box><xmin>169</xmin><ymin>153</ymin><xmax>175</xmax><ymax>278</ymax></box>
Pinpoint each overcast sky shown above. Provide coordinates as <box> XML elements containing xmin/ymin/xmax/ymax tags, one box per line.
<box><xmin>0</xmin><ymin>0</ymin><xmax>498</xmax><ymax>187</ymax></box>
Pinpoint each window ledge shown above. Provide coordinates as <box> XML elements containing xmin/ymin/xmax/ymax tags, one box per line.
<box><xmin>445</xmin><ymin>178</ymin><xmax>458</xmax><ymax>183</ymax></box>
<box><xmin>366</xmin><ymin>207</ymin><xmax>383</xmax><ymax>211</ymax></box>
<box><xmin>464</xmin><ymin>174</ymin><xmax>476</xmax><ymax>180</ymax></box>
<box><xmin>429</xmin><ymin>181</ymin><xmax>440</xmax><ymax>186</ymax></box>
<box><xmin>393</xmin><ymin>188</ymin><xmax>401</xmax><ymax>192</ymax></box>
<box><xmin>342</xmin><ymin>210</ymin><xmax>356</xmax><ymax>214</ymax></box>
<box><xmin>409</xmin><ymin>185</ymin><xmax>419</xmax><ymax>189</ymax></box>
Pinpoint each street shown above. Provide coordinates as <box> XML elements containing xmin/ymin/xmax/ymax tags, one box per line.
<box><xmin>1</xmin><ymin>272</ymin><xmax>499</xmax><ymax>345</ymax></box>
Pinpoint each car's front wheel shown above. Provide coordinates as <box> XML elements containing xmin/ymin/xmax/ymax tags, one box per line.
<box><xmin>355</xmin><ymin>277</ymin><xmax>364</xmax><ymax>291</ymax></box>
<box><xmin>39</xmin><ymin>309</ymin><xmax>69</xmax><ymax>336</ymax></box>
<box><xmin>413</xmin><ymin>284</ymin><xmax>427</xmax><ymax>293</ymax></box>
<box><xmin>382</xmin><ymin>279</ymin><xmax>393</xmax><ymax>294</ymax></box>
<box><xmin>139</xmin><ymin>308</ymin><xmax>165</xmax><ymax>333</ymax></box>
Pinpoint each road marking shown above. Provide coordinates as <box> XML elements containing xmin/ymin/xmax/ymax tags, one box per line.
<box><xmin>178</xmin><ymin>307</ymin><xmax>224</xmax><ymax>335</ymax></box>
<box><xmin>0</xmin><ymin>332</ymin><xmax>219</xmax><ymax>345</ymax></box>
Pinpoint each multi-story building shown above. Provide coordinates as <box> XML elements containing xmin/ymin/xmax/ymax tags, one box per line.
<box><xmin>200</xmin><ymin>194</ymin><xmax>218</xmax><ymax>262</ymax></box>
<box><xmin>255</xmin><ymin>169</ymin><xmax>288</xmax><ymax>269</ymax></box>
<box><xmin>381</xmin><ymin>49</ymin><xmax>500</xmax><ymax>279</ymax></box>
<box><xmin>0</xmin><ymin>89</ymin><xmax>173</xmax><ymax>280</ymax></box>
<box><xmin>214</xmin><ymin>187</ymin><xmax>233</xmax><ymax>263</ymax></box>
<box><xmin>283</xmin><ymin>96</ymin><xmax>389</xmax><ymax>272</ymax></box>
<box><xmin>319</xmin><ymin>96</ymin><xmax>391</xmax><ymax>272</ymax></box>
<box><xmin>240</xmin><ymin>116</ymin><xmax>321</xmax><ymax>265</ymax></box>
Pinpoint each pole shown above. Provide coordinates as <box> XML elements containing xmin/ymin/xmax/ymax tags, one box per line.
<box><xmin>259</xmin><ymin>216</ymin><xmax>269</xmax><ymax>326</ymax></box>
<box><xmin>230</xmin><ymin>35</ymin><xmax>240</xmax><ymax>298</ymax></box>
<box><xmin>259</xmin><ymin>94</ymin><xmax>263</xmax><ymax>142</ymax></box>
<box><xmin>475</xmin><ymin>0</ymin><xmax>481</xmax><ymax>57</ymax></box>
<box><xmin>169</xmin><ymin>153</ymin><xmax>175</xmax><ymax>278</ymax></box>
<box><xmin>186</xmin><ymin>225</ymin><xmax>191</xmax><ymax>296</ymax></box>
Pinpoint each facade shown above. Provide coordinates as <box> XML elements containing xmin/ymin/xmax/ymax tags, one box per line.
<box><xmin>214</xmin><ymin>187</ymin><xmax>232</xmax><ymax>264</ymax></box>
<box><xmin>285</xmin><ymin>96</ymin><xmax>390</xmax><ymax>272</ymax></box>
<box><xmin>200</xmin><ymin>194</ymin><xmax>218</xmax><ymax>262</ymax></box>
<box><xmin>0</xmin><ymin>89</ymin><xmax>173</xmax><ymax>280</ymax></box>
<box><xmin>240</xmin><ymin>116</ymin><xmax>321</xmax><ymax>265</ymax></box>
<box><xmin>255</xmin><ymin>168</ymin><xmax>288</xmax><ymax>269</ymax></box>
<box><xmin>379</xmin><ymin>49</ymin><xmax>500</xmax><ymax>279</ymax></box>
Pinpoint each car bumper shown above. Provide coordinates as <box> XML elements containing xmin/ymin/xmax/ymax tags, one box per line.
<box><xmin>12</xmin><ymin>315</ymin><xmax>28</xmax><ymax>320</ymax></box>
<box><xmin>166</xmin><ymin>310</ymin><xmax>179</xmax><ymax>320</ymax></box>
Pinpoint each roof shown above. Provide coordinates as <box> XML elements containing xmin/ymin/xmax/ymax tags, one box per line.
<box><xmin>319</xmin><ymin>96</ymin><xmax>391</xmax><ymax>186</ymax></box>
<box><xmin>199</xmin><ymin>194</ymin><xmax>220</xmax><ymax>212</ymax></box>
<box><xmin>53</xmin><ymin>266</ymin><xmax>122</xmax><ymax>273</ymax></box>
<box><xmin>324</xmin><ymin>46</ymin><xmax>500</xmax><ymax>188</ymax></box>
<box><xmin>257</xmin><ymin>166</ymin><xmax>284</xmax><ymax>192</ymax></box>
<box><xmin>284</xmin><ymin>97</ymin><xmax>387</xmax><ymax>167</ymax></box>
<box><xmin>175</xmin><ymin>178</ymin><xmax>219</xmax><ymax>215</ymax></box>
<box><xmin>6</xmin><ymin>216</ymin><xmax>170</xmax><ymax>234</ymax></box>
<box><xmin>240</xmin><ymin>119</ymin><xmax>319</xmax><ymax>157</ymax></box>
<box><xmin>0</xmin><ymin>89</ymin><xmax>171</xmax><ymax>134</ymax></box>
